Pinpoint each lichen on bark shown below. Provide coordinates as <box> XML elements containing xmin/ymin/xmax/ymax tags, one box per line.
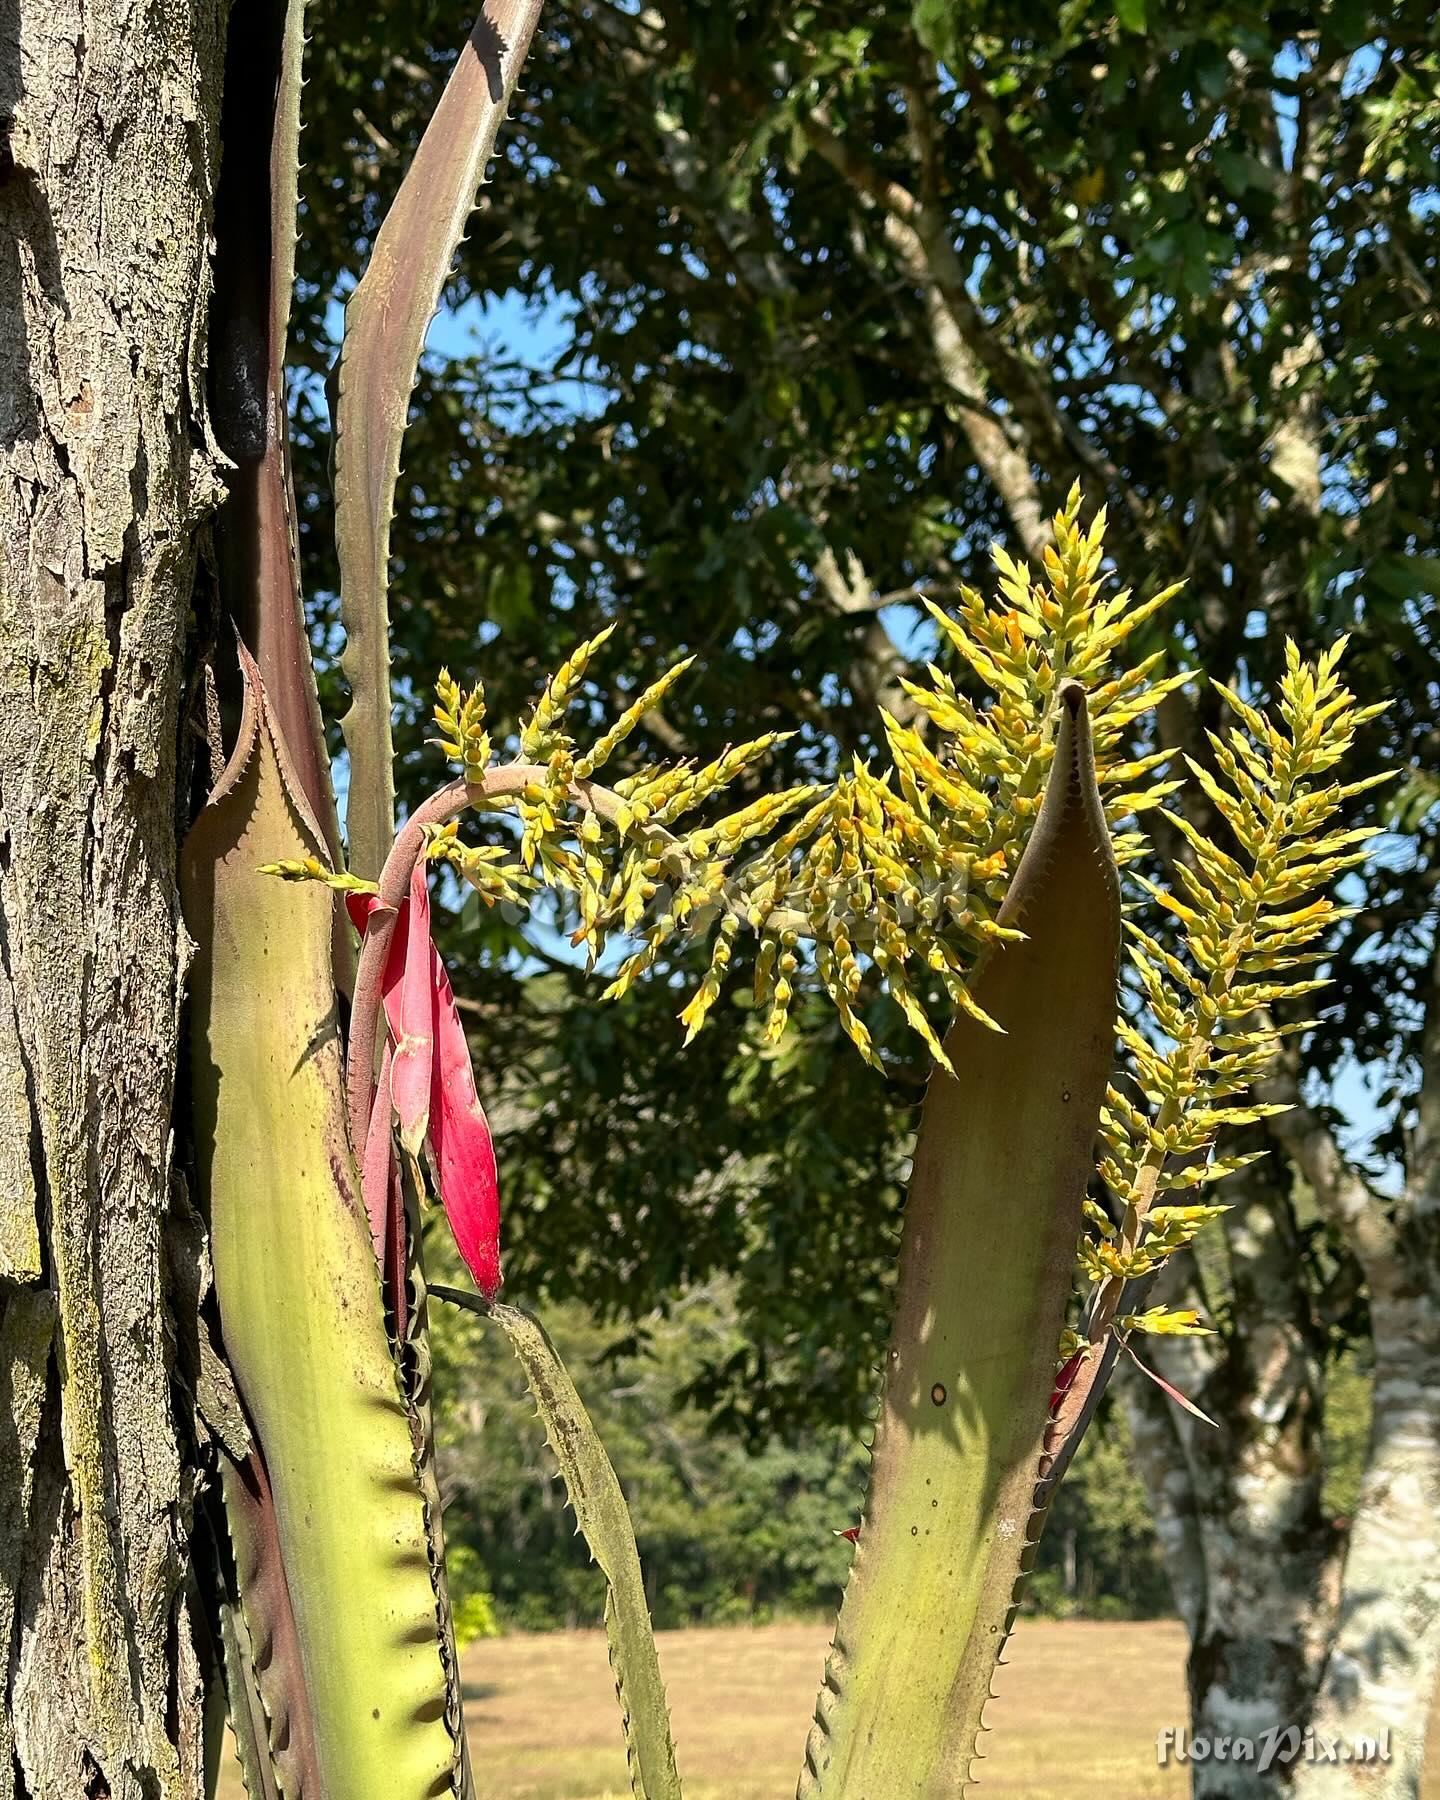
<box><xmin>0</xmin><ymin>1</ymin><xmax>229</xmax><ymax>1793</ymax></box>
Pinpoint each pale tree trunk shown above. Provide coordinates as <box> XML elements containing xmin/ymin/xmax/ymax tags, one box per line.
<box><xmin>1269</xmin><ymin>1073</ymin><xmax>1440</xmax><ymax>1800</ymax></box>
<box><xmin>0</xmin><ymin>2</ymin><xmax>227</xmax><ymax>1795</ymax></box>
<box><xmin>1131</xmin><ymin>1115</ymin><xmax>1440</xmax><ymax>1799</ymax></box>
<box><xmin>1123</xmin><ymin>1162</ymin><xmax>1340</xmax><ymax>1799</ymax></box>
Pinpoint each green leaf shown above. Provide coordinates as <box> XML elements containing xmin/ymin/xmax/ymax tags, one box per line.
<box><xmin>217</xmin><ymin>0</ymin><xmax>340</xmax><ymax>861</ymax></box>
<box><xmin>1371</xmin><ymin>552</ymin><xmax>1440</xmax><ymax>602</ymax></box>
<box><xmin>797</xmin><ymin>686</ymin><xmax>1121</xmax><ymax>1799</ymax></box>
<box><xmin>1116</xmin><ymin>0</ymin><xmax>1147</xmax><ymax>32</ymax></box>
<box><xmin>181</xmin><ymin>647</ymin><xmax>458</xmax><ymax>1799</ymax></box>
<box><xmin>910</xmin><ymin>0</ymin><xmax>957</xmax><ymax>64</ymax></box>
<box><xmin>1192</xmin><ymin>42</ymin><xmax>1230</xmax><ymax>101</ymax></box>
<box><xmin>334</xmin><ymin>0</ymin><xmax>543</xmax><ymax>877</ymax></box>
<box><xmin>434</xmin><ymin>1288</ymin><xmax>683</xmax><ymax>1800</ymax></box>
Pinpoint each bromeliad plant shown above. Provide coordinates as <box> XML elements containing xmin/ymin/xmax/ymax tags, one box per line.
<box><xmin>179</xmin><ymin>4</ymin><xmax>1383</xmax><ymax>1798</ymax></box>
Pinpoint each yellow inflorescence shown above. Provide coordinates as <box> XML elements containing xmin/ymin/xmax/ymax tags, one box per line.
<box><xmin>1089</xmin><ymin>634</ymin><xmax>1386</xmax><ymax>1337</ymax></box>
<box><xmin>258</xmin><ymin>857</ymin><xmax>379</xmax><ymax>897</ymax></box>
<box><xmin>434</xmin><ymin>667</ymin><xmax>490</xmax><ymax>785</ymax></box>
<box><xmin>269</xmin><ymin>487</ymin><xmax>1379</xmax><ymax>1347</ymax></box>
<box><xmin>325</xmin><ymin>489</ymin><xmax>1210</xmax><ymax>1068</ymax></box>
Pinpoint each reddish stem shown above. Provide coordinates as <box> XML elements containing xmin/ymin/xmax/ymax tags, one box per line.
<box><xmin>344</xmin><ymin>766</ymin><xmax>562</xmax><ymax>1163</ymax></box>
<box><xmin>344</xmin><ymin>765</ymin><xmax>638</xmax><ymax>1159</ymax></box>
<box><xmin>385</xmin><ymin>1158</ymin><xmax>408</xmax><ymax>1341</ymax></box>
<box><xmin>362</xmin><ymin>1039</ymin><xmax>396</xmax><ymax>1260</ymax></box>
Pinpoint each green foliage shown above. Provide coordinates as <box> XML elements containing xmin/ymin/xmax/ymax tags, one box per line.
<box><xmin>429</xmin><ymin>1276</ymin><xmax>867</xmax><ymax>1632</ymax></box>
<box><xmin>798</xmin><ymin>680</ymin><xmax>1122</xmax><ymax>1799</ymax></box>
<box><xmin>287</xmin><ymin>0</ymin><xmax>1428</xmax><ymax>1439</ymax></box>
<box><xmin>443</xmin><ymin>1546</ymin><xmax>500</xmax><ymax>1649</ymax></box>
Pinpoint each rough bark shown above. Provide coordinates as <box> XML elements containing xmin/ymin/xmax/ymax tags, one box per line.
<box><xmin>0</xmin><ymin>1</ymin><xmax>228</xmax><ymax>1794</ymax></box>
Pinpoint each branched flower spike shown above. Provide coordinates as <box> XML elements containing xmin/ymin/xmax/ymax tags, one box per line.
<box><xmin>272</xmin><ymin>497</ymin><xmax>1382</xmax><ymax>1420</ymax></box>
<box><xmin>251</xmin><ymin>451</ymin><xmax>1384</xmax><ymax>1800</ymax></box>
<box><xmin>274</xmin><ymin>490</ymin><xmax>1196</xmax><ymax>1076</ymax></box>
<box><xmin>1072</xmin><ymin>637</ymin><xmax>1387</xmax><ymax>1366</ymax></box>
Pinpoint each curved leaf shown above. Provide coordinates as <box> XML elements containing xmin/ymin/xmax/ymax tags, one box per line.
<box><xmin>333</xmin><ymin>0</ymin><xmax>545</xmax><ymax>876</ymax></box>
<box><xmin>181</xmin><ymin>648</ymin><xmax>457</xmax><ymax>1799</ymax></box>
<box><xmin>220</xmin><ymin>1451</ymin><xmax>314</xmax><ymax>1800</ymax></box>
<box><xmin>212</xmin><ymin>0</ymin><xmax>339</xmax><ymax>857</ymax></box>
<box><xmin>434</xmin><ymin>1288</ymin><xmax>682</xmax><ymax>1800</ymax></box>
<box><xmin>798</xmin><ymin>684</ymin><xmax>1121</xmax><ymax>1800</ymax></box>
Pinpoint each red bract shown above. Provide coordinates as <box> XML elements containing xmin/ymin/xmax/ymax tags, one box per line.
<box><xmin>346</xmin><ymin>881</ymin><xmax>502</xmax><ymax>1298</ymax></box>
<box><xmin>1121</xmin><ymin>1338</ymin><xmax>1218</xmax><ymax>1430</ymax></box>
<box><xmin>425</xmin><ymin>937</ymin><xmax>501</xmax><ymax>1298</ymax></box>
<box><xmin>390</xmin><ymin>867</ymin><xmax>435</xmax><ymax>1154</ymax></box>
<box><xmin>1049</xmin><ymin>1348</ymin><xmax>1085</xmax><ymax>1416</ymax></box>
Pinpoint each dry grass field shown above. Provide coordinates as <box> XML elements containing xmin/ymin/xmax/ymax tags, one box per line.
<box><xmin>219</xmin><ymin>1617</ymin><xmax>1440</xmax><ymax>1798</ymax></box>
<box><xmin>458</xmin><ymin>1618</ymin><xmax>1190</xmax><ymax>1800</ymax></box>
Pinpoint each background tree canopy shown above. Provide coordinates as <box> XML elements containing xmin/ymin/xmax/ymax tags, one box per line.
<box><xmin>290</xmin><ymin>0</ymin><xmax>1436</xmax><ymax>1432</ymax></box>
<box><xmin>288</xmin><ymin>4</ymin><xmax>1440</xmax><ymax>1761</ymax></box>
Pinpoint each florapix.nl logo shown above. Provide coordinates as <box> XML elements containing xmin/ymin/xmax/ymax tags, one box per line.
<box><xmin>1157</xmin><ymin>1726</ymin><xmax>1393</xmax><ymax>1774</ymax></box>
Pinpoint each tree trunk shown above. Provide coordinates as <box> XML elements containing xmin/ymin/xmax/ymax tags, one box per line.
<box><xmin>1292</xmin><ymin>1215</ymin><xmax>1440</xmax><ymax>1800</ymax></box>
<box><xmin>1270</xmin><ymin>1073</ymin><xmax>1440</xmax><ymax>1800</ymax></box>
<box><xmin>1133</xmin><ymin>1126</ymin><xmax>1440</xmax><ymax>1798</ymax></box>
<box><xmin>0</xmin><ymin>2</ymin><xmax>227</xmax><ymax>1794</ymax></box>
<box><xmin>1125</xmin><ymin>1166</ymin><xmax>1339</xmax><ymax>1798</ymax></box>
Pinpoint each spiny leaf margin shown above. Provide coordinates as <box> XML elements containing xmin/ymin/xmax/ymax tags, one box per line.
<box><xmin>433</xmin><ymin>1286</ymin><xmax>683</xmax><ymax>1800</ymax></box>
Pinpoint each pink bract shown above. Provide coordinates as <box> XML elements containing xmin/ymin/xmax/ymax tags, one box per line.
<box><xmin>346</xmin><ymin>883</ymin><xmax>502</xmax><ymax>1298</ymax></box>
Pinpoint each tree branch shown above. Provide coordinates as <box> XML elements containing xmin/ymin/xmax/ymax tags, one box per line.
<box><xmin>1260</xmin><ymin>1061</ymin><xmax>1399</xmax><ymax>1274</ymax></box>
<box><xmin>813</xmin><ymin>543</ymin><xmax>922</xmax><ymax>723</ymax></box>
<box><xmin>800</xmin><ymin>115</ymin><xmax>1051</xmax><ymax>558</ymax></box>
<box><xmin>801</xmin><ymin>103</ymin><xmax>1159</xmax><ymax>562</ymax></box>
